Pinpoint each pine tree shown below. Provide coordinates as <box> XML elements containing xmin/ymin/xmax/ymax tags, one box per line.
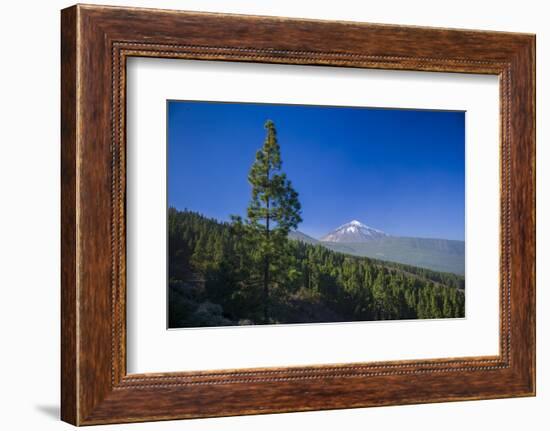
<box><xmin>244</xmin><ymin>120</ymin><xmax>302</xmax><ymax>323</ymax></box>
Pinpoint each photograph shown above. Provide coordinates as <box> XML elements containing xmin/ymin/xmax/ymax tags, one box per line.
<box><xmin>167</xmin><ymin>101</ymin><xmax>466</xmax><ymax>328</ymax></box>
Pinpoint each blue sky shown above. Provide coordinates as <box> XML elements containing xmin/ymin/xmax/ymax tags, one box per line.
<box><xmin>168</xmin><ymin>101</ymin><xmax>465</xmax><ymax>241</ymax></box>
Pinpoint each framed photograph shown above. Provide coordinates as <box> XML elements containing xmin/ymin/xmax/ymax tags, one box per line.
<box><xmin>61</xmin><ymin>4</ymin><xmax>535</xmax><ymax>425</ymax></box>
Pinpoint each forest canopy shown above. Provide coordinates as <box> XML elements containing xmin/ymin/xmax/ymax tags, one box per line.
<box><xmin>168</xmin><ymin>208</ymin><xmax>465</xmax><ymax>328</ymax></box>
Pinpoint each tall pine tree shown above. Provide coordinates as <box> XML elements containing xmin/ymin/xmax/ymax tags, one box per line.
<box><xmin>245</xmin><ymin>120</ymin><xmax>302</xmax><ymax>323</ymax></box>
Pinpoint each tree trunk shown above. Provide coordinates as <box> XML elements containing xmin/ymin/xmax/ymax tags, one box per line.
<box><xmin>264</xmin><ymin>200</ymin><xmax>270</xmax><ymax>324</ymax></box>
<box><xmin>263</xmin><ymin>256</ymin><xmax>269</xmax><ymax>323</ymax></box>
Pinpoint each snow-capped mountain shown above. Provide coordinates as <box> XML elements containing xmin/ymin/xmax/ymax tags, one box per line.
<box><xmin>289</xmin><ymin>221</ymin><xmax>464</xmax><ymax>275</ymax></box>
<box><xmin>320</xmin><ymin>220</ymin><xmax>388</xmax><ymax>243</ymax></box>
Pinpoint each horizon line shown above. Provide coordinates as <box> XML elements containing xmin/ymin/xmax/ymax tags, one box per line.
<box><xmin>169</xmin><ymin>206</ymin><xmax>465</xmax><ymax>243</ymax></box>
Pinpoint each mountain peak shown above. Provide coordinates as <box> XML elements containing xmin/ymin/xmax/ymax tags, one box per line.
<box><xmin>321</xmin><ymin>219</ymin><xmax>388</xmax><ymax>243</ymax></box>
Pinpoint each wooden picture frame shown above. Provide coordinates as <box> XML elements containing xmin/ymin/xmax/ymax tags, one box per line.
<box><xmin>61</xmin><ymin>4</ymin><xmax>535</xmax><ymax>425</ymax></box>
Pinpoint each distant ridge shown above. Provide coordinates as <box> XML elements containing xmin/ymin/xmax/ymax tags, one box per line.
<box><xmin>288</xmin><ymin>230</ymin><xmax>319</xmax><ymax>245</ymax></box>
<box><xmin>322</xmin><ymin>237</ymin><xmax>465</xmax><ymax>276</ymax></box>
<box><xmin>288</xmin><ymin>220</ymin><xmax>464</xmax><ymax>275</ymax></box>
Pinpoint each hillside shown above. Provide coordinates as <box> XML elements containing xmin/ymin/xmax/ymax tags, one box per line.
<box><xmin>168</xmin><ymin>209</ymin><xmax>465</xmax><ymax>328</ymax></box>
<box><xmin>288</xmin><ymin>230</ymin><xmax>319</xmax><ymax>245</ymax></box>
<box><xmin>288</xmin><ymin>221</ymin><xmax>465</xmax><ymax>275</ymax></box>
<box><xmin>322</xmin><ymin>237</ymin><xmax>465</xmax><ymax>275</ymax></box>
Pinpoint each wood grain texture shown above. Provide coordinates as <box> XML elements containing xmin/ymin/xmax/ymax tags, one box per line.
<box><xmin>60</xmin><ymin>4</ymin><xmax>536</xmax><ymax>425</ymax></box>
<box><xmin>60</xmin><ymin>5</ymin><xmax>78</xmax><ymax>425</ymax></box>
